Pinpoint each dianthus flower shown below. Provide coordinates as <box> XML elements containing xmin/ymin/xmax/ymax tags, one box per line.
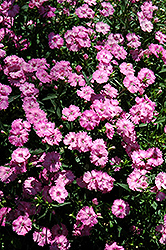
<box><xmin>23</xmin><ymin>177</ymin><xmax>42</xmax><ymax>196</ymax></box>
<box><xmin>51</xmin><ymin>235</ymin><xmax>71</xmax><ymax>250</ymax></box>
<box><xmin>12</xmin><ymin>215</ymin><xmax>32</xmax><ymax>236</ymax></box>
<box><xmin>48</xmin><ymin>32</ymin><xmax>64</xmax><ymax>49</ymax></box>
<box><xmin>67</xmin><ymin>73</ymin><xmax>86</xmax><ymax>87</ymax></box>
<box><xmin>29</xmin><ymin>0</ymin><xmax>48</xmax><ymax>9</ymax></box>
<box><xmin>123</xmin><ymin>74</ymin><xmax>141</xmax><ymax>93</ymax></box>
<box><xmin>54</xmin><ymin>170</ymin><xmax>75</xmax><ymax>186</ymax></box>
<box><xmin>126</xmin><ymin>33</ymin><xmax>141</xmax><ymax>48</ymax></box>
<box><xmin>62</xmin><ymin>105</ymin><xmax>81</xmax><ymax>121</ymax></box>
<box><xmin>90</xmin><ymin>138</ymin><xmax>108</xmax><ymax>167</ymax></box>
<box><xmin>96</xmin><ymin>49</ymin><xmax>113</xmax><ymax>64</ymax></box>
<box><xmin>129</xmin><ymin>95</ymin><xmax>157</xmax><ymax>124</ymax></box>
<box><xmin>155</xmin><ymin>31</ymin><xmax>166</xmax><ymax>45</ymax></box>
<box><xmin>19</xmin><ymin>82</ymin><xmax>39</xmax><ymax>98</ymax></box>
<box><xmin>101</xmin><ymin>83</ymin><xmax>118</xmax><ymax>98</ymax></box>
<box><xmin>42</xmin><ymin>128</ymin><xmax>62</xmax><ymax>146</ymax></box>
<box><xmin>137</xmin><ymin>67</ymin><xmax>155</xmax><ymax>88</ymax></box>
<box><xmin>79</xmin><ymin>109</ymin><xmax>100</xmax><ymax>130</ymax></box>
<box><xmin>64</xmin><ymin>26</ymin><xmax>92</xmax><ymax>51</ymax></box>
<box><xmin>75</xmin><ymin>4</ymin><xmax>95</xmax><ymax>19</ymax></box>
<box><xmin>96</xmin><ymin>22</ymin><xmax>110</xmax><ymax>35</ymax></box>
<box><xmin>11</xmin><ymin>147</ymin><xmax>31</xmax><ymax>164</ymax></box>
<box><xmin>111</xmin><ymin>199</ymin><xmax>130</xmax><ymax>218</ymax></box>
<box><xmin>100</xmin><ymin>2</ymin><xmax>115</xmax><ymax>17</ymax></box>
<box><xmin>77</xmin><ymin>85</ymin><xmax>94</xmax><ymax>101</ymax></box>
<box><xmin>155</xmin><ymin>172</ymin><xmax>166</xmax><ymax>190</ymax></box>
<box><xmin>127</xmin><ymin>169</ymin><xmax>149</xmax><ymax>191</ymax></box>
<box><xmin>92</xmin><ymin>69</ymin><xmax>109</xmax><ymax>84</ymax></box>
<box><xmin>42</xmin><ymin>151</ymin><xmax>61</xmax><ymax>172</ymax></box>
<box><xmin>8</xmin><ymin>119</ymin><xmax>31</xmax><ymax>147</ymax></box>
<box><xmin>104</xmin><ymin>242</ymin><xmax>124</xmax><ymax>250</ymax></box>
<box><xmin>0</xmin><ymin>165</ymin><xmax>17</xmax><ymax>183</ymax></box>
<box><xmin>63</xmin><ymin>132</ymin><xmax>77</xmax><ymax>150</ymax></box>
<box><xmin>110</xmin><ymin>44</ymin><xmax>127</xmax><ymax>60</ymax></box>
<box><xmin>83</xmin><ymin>169</ymin><xmax>115</xmax><ymax>193</ymax></box>
<box><xmin>76</xmin><ymin>206</ymin><xmax>98</xmax><ymax>227</ymax></box>
<box><xmin>50</xmin><ymin>61</ymin><xmax>72</xmax><ymax>81</ymax></box>
<box><xmin>25</xmin><ymin>107</ymin><xmax>47</xmax><ymax>125</ymax></box>
<box><xmin>49</xmin><ymin>184</ymin><xmax>68</xmax><ymax>203</ymax></box>
<box><xmin>116</xmin><ymin>118</ymin><xmax>136</xmax><ymax>139</ymax></box>
<box><xmin>105</xmin><ymin>122</ymin><xmax>115</xmax><ymax>139</ymax></box>
<box><xmin>91</xmin><ymin>98</ymin><xmax>122</xmax><ymax>121</ymax></box>
<box><xmin>119</xmin><ymin>62</ymin><xmax>135</xmax><ymax>75</ymax></box>
<box><xmin>36</xmin><ymin>69</ymin><xmax>51</xmax><ymax>83</ymax></box>
<box><xmin>106</xmin><ymin>33</ymin><xmax>124</xmax><ymax>45</ymax></box>
<box><xmin>33</xmin><ymin>227</ymin><xmax>52</xmax><ymax>247</ymax></box>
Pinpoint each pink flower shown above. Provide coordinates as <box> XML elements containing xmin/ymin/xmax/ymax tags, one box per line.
<box><xmin>92</xmin><ymin>69</ymin><xmax>109</xmax><ymax>84</ymax></box>
<box><xmin>23</xmin><ymin>177</ymin><xmax>42</xmax><ymax>196</ymax></box>
<box><xmin>79</xmin><ymin>109</ymin><xmax>100</xmax><ymax>130</ymax></box>
<box><xmin>155</xmin><ymin>172</ymin><xmax>166</xmax><ymax>190</ymax></box>
<box><xmin>111</xmin><ymin>199</ymin><xmax>130</xmax><ymax>218</ymax></box>
<box><xmin>33</xmin><ymin>227</ymin><xmax>52</xmax><ymax>247</ymax></box>
<box><xmin>77</xmin><ymin>85</ymin><xmax>94</xmax><ymax>101</ymax></box>
<box><xmin>76</xmin><ymin>206</ymin><xmax>98</xmax><ymax>227</ymax></box>
<box><xmin>11</xmin><ymin>147</ymin><xmax>31</xmax><ymax>164</ymax></box>
<box><xmin>127</xmin><ymin>169</ymin><xmax>148</xmax><ymax>191</ymax></box>
<box><xmin>12</xmin><ymin>215</ymin><xmax>32</xmax><ymax>236</ymax></box>
<box><xmin>104</xmin><ymin>242</ymin><xmax>124</xmax><ymax>250</ymax></box>
<box><xmin>48</xmin><ymin>32</ymin><xmax>64</xmax><ymax>49</ymax></box>
<box><xmin>49</xmin><ymin>185</ymin><xmax>68</xmax><ymax>203</ymax></box>
<box><xmin>96</xmin><ymin>22</ymin><xmax>110</xmax><ymax>35</ymax></box>
<box><xmin>62</xmin><ymin>105</ymin><xmax>81</xmax><ymax>121</ymax></box>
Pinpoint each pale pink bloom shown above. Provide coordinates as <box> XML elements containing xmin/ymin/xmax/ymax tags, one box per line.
<box><xmin>12</xmin><ymin>215</ymin><xmax>32</xmax><ymax>236</ymax></box>
<box><xmin>75</xmin><ymin>4</ymin><xmax>95</xmax><ymax>19</ymax></box>
<box><xmin>100</xmin><ymin>2</ymin><xmax>114</xmax><ymax>17</ymax></box>
<box><xmin>123</xmin><ymin>75</ymin><xmax>141</xmax><ymax>93</ymax></box>
<box><xmin>63</xmin><ymin>132</ymin><xmax>77</xmax><ymax>150</ymax></box>
<box><xmin>11</xmin><ymin>147</ymin><xmax>31</xmax><ymax>164</ymax></box>
<box><xmin>52</xmin><ymin>235</ymin><xmax>71</xmax><ymax>250</ymax></box>
<box><xmin>127</xmin><ymin>169</ymin><xmax>149</xmax><ymax>192</ymax></box>
<box><xmin>0</xmin><ymin>165</ymin><xmax>17</xmax><ymax>183</ymax></box>
<box><xmin>111</xmin><ymin>199</ymin><xmax>130</xmax><ymax>218</ymax></box>
<box><xmin>49</xmin><ymin>185</ymin><xmax>68</xmax><ymax>203</ymax></box>
<box><xmin>48</xmin><ymin>32</ymin><xmax>64</xmax><ymax>49</ymax></box>
<box><xmin>36</xmin><ymin>69</ymin><xmax>51</xmax><ymax>83</ymax></box>
<box><xmin>96</xmin><ymin>22</ymin><xmax>110</xmax><ymax>35</ymax></box>
<box><xmin>101</xmin><ymin>83</ymin><xmax>118</xmax><ymax>98</ymax></box>
<box><xmin>96</xmin><ymin>50</ymin><xmax>113</xmax><ymax>64</ymax></box>
<box><xmin>105</xmin><ymin>122</ymin><xmax>115</xmax><ymax>139</ymax></box>
<box><xmin>77</xmin><ymin>85</ymin><xmax>94</xmax><ymax>101</ymax></box>
<box><xmin>76</xmin><ymin>206</ymin><xmax>98</xmax><ymax>227</ymax></box>
<box><xmin>42</xmin><ymin>128</ymin><xmax>62</xmax><ymax>146</ymax></box>
<box><xmin>155</xmin><ymin>31</ymin><xmax>166</xmax><ymax>45</ymax></box>
<box><xmin>33</xmin><ymin>227</ymin><xmax>52</xmax><ymax>247</ymax></box>
<box><xmin>62</xmin><ymin>105</ymin><xmax>81</xmax><ymax>121</ymax></box>
<box><xmin>0</xmin><ymin>95</ymin><xmax>9</xmax><ymax>110</ymax></box>
<box><xmin>79</xmin><ymin>109</ymin><xmax>100</xmax><ymax>130</ymax></box>
<box><xmin>105</xmin><ymin>242</ymin><xmax>124</xmax><ymax>250</ymax></box>
<box><xmin>67</xmin><ymin>73</ymin><xmax>86</xmax><ymax>87</ymax></box>
<box><xmin>92</xmin><ymin>69</ymin><xmax>109</xmax><ymax>84</ymax></box>
<box><xmin>155</xmin><ymin>172</ymin><xmax>166</xmax><ymax>190</ymax></box>
<box><xmin>137</xmin><ymin>68</ymin><xmax>155</xmax><ymax>87</ymax></box>
<box><xmin>119</xmin><ymin>62</ymin><xmax>135</xmax><ymax>75</ymax></box>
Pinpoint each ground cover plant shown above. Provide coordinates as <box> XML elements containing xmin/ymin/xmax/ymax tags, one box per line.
<box><xmin>0</xmin><ymin>0</ymin><xmax>166</xmax><ymax>249</ymax></box>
